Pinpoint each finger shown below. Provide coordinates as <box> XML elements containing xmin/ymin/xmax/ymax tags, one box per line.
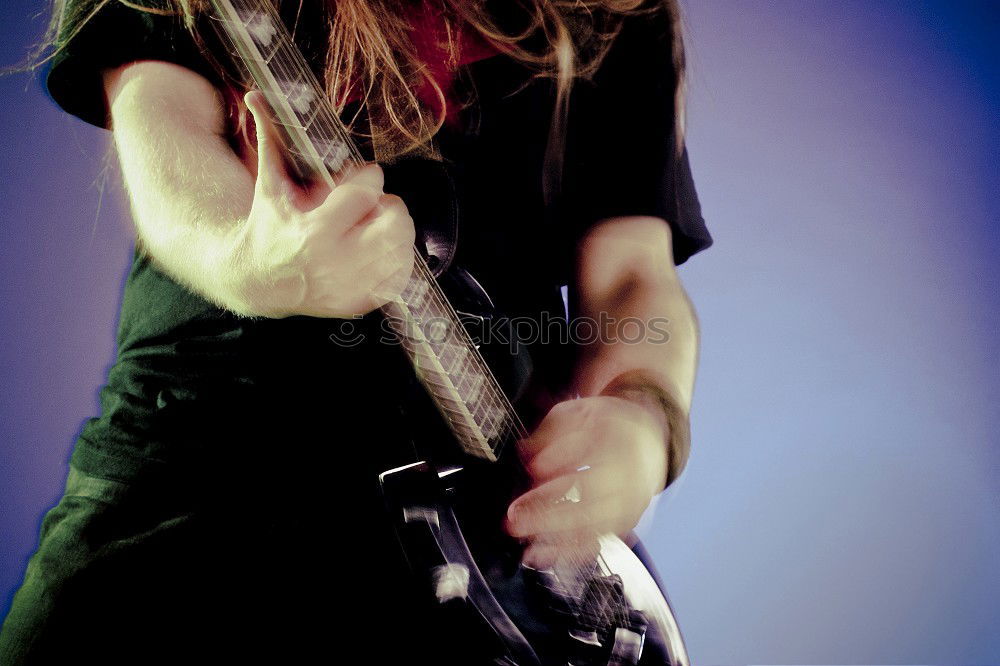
<box><xmin>521</xmin><ymin>530</ymin><xmax>601</xmax><ymax>569</ymax></box>
<box><xmin>524</xmin><ymin>430</ymin><xmax>596</xmax><ymax>482</ymax></box>
<box><xmin>245</xmin><ymin>91</ymin><xmax>290</xmax><ymax>198</ymax></box>
<box><xmin>507</xmin><ymin>473</ymin><xmax>622</xmax><ymax>538</ymax></box>
<box><xmin>368</xmin><ymin>243</ymin><xmax>416</xmax><ymax>307</ymax></box>
<box><xmin>522</xmin><ymin>535</ymin><xmax>601</xmax><ymax>570</ymax></box>
<box><xmin>355</xmin><ymin>222</ymin><xmax>415</xmax><ymax>277</ymax></box>
<box><xmin>340</xmin><ymin>160</ymin><xmax>385</xmax><ymax>192</ymax></box>
<box><xmin>312</xmin><ymin>167</ymin><xmax>384</xmax><ymax>231</ymax></box>
<box><xmin>519</xmin><ymin>399</ymin><xmax>591</xmax><ymax>464</ymax></box>
<box><xmin>509</xmin><ymin>494</ymin><xmax>622</xmax><ymax>539</ymax></box>
<box><xmin>352</xmin><ymin>196</ymin><xmax>415</xmax><ymax>251</ymax></box>
<box><xmin>521</xmin><ymin>542</ymin><xmax>561</xmax><ymax>570</ymax></box>
<box><xmin>506</xmin><ymin>473</ymin><xmax>578</xmax><ymax>536</ymax></box>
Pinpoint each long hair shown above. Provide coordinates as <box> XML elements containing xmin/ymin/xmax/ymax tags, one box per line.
<box><xmin>34</xmin><ymin>0</ymin><xmax>686</xmax><ymax>182</ymax></box>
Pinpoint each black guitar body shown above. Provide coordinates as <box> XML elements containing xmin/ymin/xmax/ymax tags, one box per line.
<box><xmin>380</xmin><ymin>458</ymin><xmax>687</xmax><ymax>666</ymax></box>
<box><xmin>378</xmin><ymin>264</ymin><xmax>689</xmax><ymax>666</ymax></box>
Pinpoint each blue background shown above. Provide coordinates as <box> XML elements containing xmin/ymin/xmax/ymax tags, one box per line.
<box><xmin>2</xmin><ymin>0</ymin><xmax>998</xmax><ymax>662</ymax></box>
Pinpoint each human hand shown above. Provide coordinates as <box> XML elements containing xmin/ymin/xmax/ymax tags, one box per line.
<box><xmin>505</xmin><ymin>395</ymin><xmax>669</xmax><ymax>568</ymax></box>
<box><xmin>225</xmin><ymin>91</ymin><xmax>415</xmax><ymax>318</ymax></box>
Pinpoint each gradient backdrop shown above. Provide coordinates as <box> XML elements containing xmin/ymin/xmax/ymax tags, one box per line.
<box><xmin>1</xmin><ymin>0</ymin><xmax>997</xmax><ymax>662</ymax></box>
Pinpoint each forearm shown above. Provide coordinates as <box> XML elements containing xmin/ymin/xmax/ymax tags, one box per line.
<box><xmin>573</xmin><ymin>215</ymin><xmax>699</xmax><ymax>484</ymax></box>
<box><xmin>105</xmin><ymin>61</ymin><xmax>259</xmax><ymax>313</ymax></box>
<box><xmin>574</xmin><ymin>217</ymin><xmax>697</xmax><ymax>403</ymax></box>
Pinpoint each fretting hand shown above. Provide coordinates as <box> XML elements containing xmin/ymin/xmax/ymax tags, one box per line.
<box><xmin>224</xmin><ymin>91</ymin><xmax>416</xmax><ymax>318</ymax></box>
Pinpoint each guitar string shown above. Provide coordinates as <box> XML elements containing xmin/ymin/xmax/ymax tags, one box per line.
<box><xmin>220</xmin><ymin>0</ymin><xmax>631</xmax><ymax>636</ymax></box>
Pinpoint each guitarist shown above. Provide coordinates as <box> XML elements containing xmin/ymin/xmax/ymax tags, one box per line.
<box><xmin>1</xmin><ymin>0</ymin><xmax>712</xmax><ymax>662</ymax></box>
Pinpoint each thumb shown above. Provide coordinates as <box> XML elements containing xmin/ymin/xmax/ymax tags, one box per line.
<box><xmin>245</xmin><ymin>91</ymin><xmax>289</xmax><ymax>198</ymax></box>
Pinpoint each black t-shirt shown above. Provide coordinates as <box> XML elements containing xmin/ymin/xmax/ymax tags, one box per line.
<box><xmin>44</xmin><ymin>0</ymin><xmax>712</xmax><ymax>485</ymax></box>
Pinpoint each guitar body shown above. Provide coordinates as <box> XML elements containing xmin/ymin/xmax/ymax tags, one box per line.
<box><xmin>376</xmin><ymin>266</ymin><xmax>689</xmax><ymax>666</ymax></box>
<box><xmin>380</xmin><ymin>458</ymin><xmax>687</xmax><ymax>666</ymax></box>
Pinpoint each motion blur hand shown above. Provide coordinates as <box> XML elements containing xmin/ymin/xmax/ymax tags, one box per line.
<box><xmin>505</xmin><ymin>395</ymin><xmax>669</xmax><ymax>568</ymax></box>
<box><xmin>226</xmin><ymin>91</ymin><xmax>416</xmax><ymax>318</ymax></box>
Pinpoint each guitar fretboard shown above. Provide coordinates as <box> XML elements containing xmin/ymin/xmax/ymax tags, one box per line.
<box><xmin>210</xmin><ymin>0</ymin><xmax>521</xmax><ymax>460</ymax></box>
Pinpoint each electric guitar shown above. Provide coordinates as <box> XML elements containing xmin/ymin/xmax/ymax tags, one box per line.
<box><xmin>210</xmin><ymin>1</ymin><xmax>690</xmax><ymax>663</ymax></box>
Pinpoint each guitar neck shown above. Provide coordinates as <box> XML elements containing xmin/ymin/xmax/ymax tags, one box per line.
<box><xmin>210</xmin><ymin>0</ymin><xmax>356</xmax><ymax>183</ymax></box>
<box><xmin>210</xmin><ymin>0</ymin><xmax>522</xmax><ymax>461</ymax></box>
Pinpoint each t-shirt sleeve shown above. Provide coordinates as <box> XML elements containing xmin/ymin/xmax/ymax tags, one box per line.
<box><xmin>559</xmin><ymin>3</ymin><xmax>712</xmax><ymax>265</ymax></box>
<box><xmin>44</xmin><ymin>0</ymin><xmax>218</xmax><ymax>129</ymax></box>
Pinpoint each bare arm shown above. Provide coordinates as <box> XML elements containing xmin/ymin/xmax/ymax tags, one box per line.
<box><xmin>573</xmin><ymin>215</ymin><xmax>698</xmax><ymax>418</ymax></box>
<box><xmin>103</xmin><ymin>60</ymin><xmax>413</xmax><ymax>317</ymax></box>
<box><xmin>507</xmin><ymin>216</ymin><xmax>698</xmax><ymax>564</ymax></box>
<box><xmin>574</xmin><ymin>216</ymin><xmax>698</xmax><ymax>490</ymax></box>
<box><xmin>104</xmin><ymin>60</ymin><xmax>255</xmax><ymax>309</ymax></box>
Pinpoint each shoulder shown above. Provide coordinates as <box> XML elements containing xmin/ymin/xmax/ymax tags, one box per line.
<box><xmin>45</xmin><ymin>0</ymin><xmax>216</xmax><ymax>128</ymax></box>
<box><xmin>104</xmin><ymin>60</ymin><xmax>226</xmax><ymax>136</ymax></box>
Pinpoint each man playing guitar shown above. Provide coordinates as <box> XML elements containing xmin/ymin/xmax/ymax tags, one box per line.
<box><xmin>1</xmin><ymin>0</ymin><xmax>711</xmax><ymax>662</ymax></box>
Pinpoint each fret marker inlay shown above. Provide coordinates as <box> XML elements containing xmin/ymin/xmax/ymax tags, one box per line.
<box><xmin>245</xmin><ymin>12</ymin><xmax>277</xmax><ymax>46</ymax></box>
<box><xmin>283</xmin><ymin>81</ymin><xmax>317</xmax><ymax>115</ymax></box>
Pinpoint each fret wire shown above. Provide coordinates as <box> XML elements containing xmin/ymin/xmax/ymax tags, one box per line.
<box><xmin>447</xmin><ymin>416</ymin><xmax>476</xmax><ymax>433</ymax></box>
<box><xmin>422</xmin><ymin>376</ymin><xmax>451</xmax><ymax>391</ymax></box>
<box><xmin>438</xmin><ymin>404</ymin><xmax>467</xmax><ymax>420</ymax></box>
<box><xmin>271</xmin><ymin>117</ymin><xmax>307</xmax><ymax>132</ymax></box>
<box><xmin>469</xmin><ymin>399</ymin><xmax>486</xmax><ymax>420</ymax></box>
<box><xmin>299</xmin><ymin>101</ymin><xmax>323</xmax><ymax>131</ymax></box>
<box><xmin>435</xmin><ymin>391</ymin><xmax>462</xmax><ymax>406</ymax></box>
<box><xmin>259</xmin><ymin>39</ymin><xmax>280</xmax><ymax>64</ymax></box>
<box><xmin>440</xmin><ymin>352</ymin><xmax>457</xmax><ymax>376</ymax></box>
<box><xmin>440</xmin><ymin>344</ymin><xmax>471</xmax><ymax>392</ymax></box>
<box><xmin>468</xmin><ymin>378</ymin><xmax>484</xmax><ymax>403</ymax></box>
